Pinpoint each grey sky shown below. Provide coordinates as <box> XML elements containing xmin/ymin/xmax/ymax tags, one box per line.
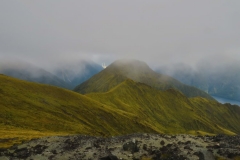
<box><xmin>0</xmin><ymin>0</ymin><xmax>240</xmax><ymax>69</ymax></box>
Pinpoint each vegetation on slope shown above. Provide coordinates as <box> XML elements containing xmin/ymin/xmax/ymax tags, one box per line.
<box><xmin>0</xmin><ymin>74</ymin><xmax>155</xmax><ymax>148</ymax></box>
<box><xmin>87</xmin><ymin>79</ymin><xmax>240</xmax><ymax>135</ymax></box>
<box><xmin>74</xmin><ymin>59</ymin><xmax>213</xmax><ymax>100</ymax></box>
<box><xmin>1</xmin><ymin>73</ymin><xmax>240</xmax><ymax>149</ymax></box>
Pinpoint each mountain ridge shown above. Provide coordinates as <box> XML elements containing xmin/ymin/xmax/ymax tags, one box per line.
<box><xmin>0</xmin><ymin>60</ymin><xmax>102</xmax><ymax>90</ymax></box>
<box><xmin>75</xmin><ymin>59</ymin><xmax>214</xmax><ymax>100</ymax></box>
<box><xmin>87</xmin><ymin>79</ymin><xmax>240</xmax><ymax>135</ymax></box>
<box><xmin>157</xmin><ymin>62</ymin><xmax>240</xmax><ymax>101</ymax></box>
<box><xmin>1</xmin><ymin>74</ymin><xmax>240</xmax><ymax>149</ymax></box>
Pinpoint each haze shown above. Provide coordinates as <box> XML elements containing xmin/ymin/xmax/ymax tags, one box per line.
<box><xmin>0</xmin><ymin>0</ymin><xmax>240</xmax><ymax>70</ymax></box>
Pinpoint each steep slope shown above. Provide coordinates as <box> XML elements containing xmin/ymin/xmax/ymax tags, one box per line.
<box><xmin>0</xmin><ymin>60</ymin><xmax>70</xmax><ymax>89</ymax></box>
<box><xmin>0</xmin><ymin>74</ymin><xmax>156</xmax><ymax>148</ymax></box>
<box><xmin>87</xmin><ymin>79</ymin><xmax>240</xmax><ymax>135</ymax></box>
<box><xmin>74</xmin><ymin>59</ymin><xmax>213</xmax><ymax>99</ymax></box>
<box><xmin>1</xmin><ymin>74</ymin><xmax>240</xmax><ymax>149</ymax></box>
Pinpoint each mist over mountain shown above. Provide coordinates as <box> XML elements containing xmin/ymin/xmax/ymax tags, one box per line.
<box><xmin>75</xmin><ymin>59</ymin><xmax>213</xmax><ymax>100</ymax></box>
<box><xmin>2</xmin><ymin>59</ymin><xmax>240</xmax><ymax>159</ymax></box>
<box><xmin>156</xmin><ymin>60</ymin><xmax>240</xmax><ymax>101</ymax></box>
<box><xmin>1</xmin><ymin>1</ymin><xmax>240</xmax><ymax>159</ymax></box>
<box><xmin>0</xmin><ymin>60</ymin><xmax>70</xmax><ymax>88</ymax></box>
<box><xmin>0</xmin><ymin>59</ymin><xmax>102</xmax><ymax>89</ymax></box>
<box><xmin>53</xmin><ymin>60</ymin><xmax>103</xmax><ymax>89</ymax></box>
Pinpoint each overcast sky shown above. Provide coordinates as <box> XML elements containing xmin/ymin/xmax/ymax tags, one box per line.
<box><xmin>0</xmin><ymin>0</ymin><xmax>240</xmax><ymax>69</ymax></box>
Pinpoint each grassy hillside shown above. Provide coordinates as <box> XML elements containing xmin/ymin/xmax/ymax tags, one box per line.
<box><xmin>0</xmin><ymin>74</ymin><xmax>155</xmax><ymax>148</ymax></box>
<box><xmin>74</xmin><ymin>59</ymin><xmax>213</xmax><ymax>100</ymax></box>
<box><xmin>87</xmin><ymin>79</ymin><xmax>240</xmax><ymax>135</ymax></box>
<box><xmin>1</xmin><ymin>74</ymin><xmax>240</xmax><ymax>149</ymax></box>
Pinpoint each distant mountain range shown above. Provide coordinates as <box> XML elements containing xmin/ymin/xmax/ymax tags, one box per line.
<box><xmin>156</xmin><ymin>63</ymin><xmax>240</xmax><ymax>101</ymax></box>
<box><xmin>74</xmin><ymin>59</ymin><xmax>213</xmax><ymax>100</ymax></box>
<box><xmin>1</xmin><ymin>58</ymin><xmax>239</xmax><ymax>103</ymax></box>
<box><xmin>53</xmin><ymin>61</ymin><xmax>102</xmax><ymax>89</ymax></box>
<box><xmin>0</xmin><ymin>60</ymin><xmax>102</xmax><ymax>89</ymax></box>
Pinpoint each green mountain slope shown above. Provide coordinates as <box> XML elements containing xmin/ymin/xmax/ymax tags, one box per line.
<box><xmin>1</xmin><ymin>73</ymin><xmax>240</xmax><ymax>149</ymax></box>
<box><xmin>87</xmin><ymin>79</ymin><xmax>240</xmax><ymax>135</ymax></box>
<box><xmin>74</xmin><ymin>59</ymin><xmax>213</xmax><ymax>100</ymax></box>
<box><xmin>0</xmin><ymin>74</ymin><xmax>156</xmax><ymax>148</ymax></box>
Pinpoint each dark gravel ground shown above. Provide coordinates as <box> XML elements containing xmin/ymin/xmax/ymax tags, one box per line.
<box><xmin>0</xmin><ymin>133</ymin><xmax>240</xmax><ymax>160</ymax></box>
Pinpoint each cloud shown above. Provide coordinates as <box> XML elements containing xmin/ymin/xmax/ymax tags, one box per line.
<box><xmin>0</xmin><ymin>0</ymin><xmax>240</xmax><ymax>69</ymax></box>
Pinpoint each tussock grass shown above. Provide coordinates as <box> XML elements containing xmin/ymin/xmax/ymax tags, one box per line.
<box><xmin>1</xmin><ymin>74</ymin><xmax>240</xmax><ymax>148</ymax></box>
<box><xmin>87</xmin><ymin>79</ymin><xmax>240</xmax><ymax>135</ymax></box>
<box><xmin>0</xmin><ymin>125</ymin><xmax>68</xmax><ymax>148</ymax></box>
<box><xmin>0</xmin><ymin>75</ymin><xmax>154</xmax><ymax>148</ymax></box>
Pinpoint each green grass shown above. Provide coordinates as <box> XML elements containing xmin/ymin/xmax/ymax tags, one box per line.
<box><xmin>87</xmin><ymin>79</ymin><xmax>240</xmax><ymax>135</ymax></box>
<box><xmin>0</xmin><ymin>75</ymin><xmax>155</xmax><ymax>148</ymax></box>
<box><xmin>0</xmin><ymin>125</ymin><xmax>68</xmax><ymax>148</ymax></box>
<box><xmin>1</xmin><ymin>74</ymin><xmax>240</xmax><ymax>148</ymax></box>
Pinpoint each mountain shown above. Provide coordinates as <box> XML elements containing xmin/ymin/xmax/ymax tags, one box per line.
<box><xmin>87</xmin><ymin>79</ymin><xmax>240</xmax><ymax>135</ymax></box>
<box><xmin>53</xmin><ymin>60</ymin><xmax>103</xmax><ymax>89</ymax></box>
<box><xmin>0</xmin><ymin>60</ymin><xmax>103</xmax><ymax>90</ymax></box>
<box><xmin>157</xmin><ymin>63</ymin><xmax>240</xmax><ymax>101</ymax></box>
<box><xmin>74</xmin><ymin>59</ymin><xmax>213</xmax><ymax>100</ymax></box>
<box><xmin>0</xmin><ymin>60</ymin><xmax>70</xmax><ymax>89</ymax></box>
<box><xmin>1</xmin><ymin>74</ymin><xmax>240</xmax><ymax>149</ymax></box>
<box><xmin>0</xmin><ymin>74</ymin><xmax>154</xmax><ymax>148</ymax></box>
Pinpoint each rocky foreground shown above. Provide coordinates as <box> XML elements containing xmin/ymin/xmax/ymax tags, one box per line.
<box><xmin>0</xmin><ymin>134</ymin><xmax>240</xmax><ymax>160</ymax></box>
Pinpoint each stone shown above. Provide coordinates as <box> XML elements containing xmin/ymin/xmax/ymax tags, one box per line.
<box><xmin>160</xmin><ymin>140</ymin><xmax>165</xmax><ymax>145</ymax></box>
<box><xmin>123</xmin><ymin>141</ymin><xmax>139</xmax><ymax>153</ymax></box>
<box><xmin>99</xmin><ymin>154</ymin><xmax>118</xmax><ymax>160</ymax></box>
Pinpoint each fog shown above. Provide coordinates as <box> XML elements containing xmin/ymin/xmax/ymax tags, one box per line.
<box><xmin>0</xmin><ymin>0</ymin><xmax>240</xmax><ymax>70</ymax></box>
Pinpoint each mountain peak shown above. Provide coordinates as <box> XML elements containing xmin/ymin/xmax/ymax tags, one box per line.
<box><xmin>109</xmin><ymin>59</ymin><xmax>151</xmax><ymax>70</ymax></box>
<box><xmin>74</xmin><ymin>59</ymin><xmax>213</xmax><ymax>100</ymax></box>
<box><xmin>110</xmin><ymin>59</ymin><xmax>149</xmax><ymax>66</ymax></box>
<box><xmin>105</xmin><ymin>59</ymin><xmax>155</xmax><ymax>77</ymax></box>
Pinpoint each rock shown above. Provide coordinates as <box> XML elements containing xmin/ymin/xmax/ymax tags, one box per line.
<box><xmin>32</xmin><ymin>144</ymin><xmax>47</xmax><ymax>154</ymax></box>
<box><xmin>183</xmin><ymin>146</ymin><xmax>192</xmax><ymax>151</ymax></box>
<box><xmin>48</xmin><ymin>155</ymin><xmax>55</xmax><ymax>160</ymax></box>
<box><xmin>1</xmin><ymin>133</ymin><xmax>240</xmax><ymax>160</ymax></box>
<box><xmin>184</xmin><ymin>140</ymin><xmax>191</xmax><ymax>145</ymax></box>
<box><xmin>123</xmin><ymin>141</ymin><xmax>139</xmax><ymax>153</ymax></box>
<box><xmin>99</xmin><ymin>154</ymin><xmax>118</xmax><ymax>160</ymax></box>
<box><xmin>159</xmin><ymin>146</ymin><xmax>168</xmax><ymax>152</ymax></box>
<box><xmin>63</xmin><ymin>139</ymin><xmax>79</xmax><ymax>150</ymax></box>
<box><xmin>166</xmin><ymin>143</ymin><xmax>172</xmax><ymax>148</ymax></box>
<box><xmin>142</xmin><ymin>144</ymin><xmax>147</xmax><ymax>150</ymax></box>
<box><xmin>85</xmin><ymin>147</ymin><xmax>92</xmax><ymax>150</ymax></box>
<box><xmin>13</xmin><ymin>147</ymin><xmax>31</xmax><ymax>159</ymax></box>
<box><xmin>51</xmin><ymin>149</ymin><xmax>57</xmax><ymax>154</ymax></box>
<box><xmin>160</xmin><ymin>140</ymin><xmax>165</xmax><ymax>145</ymax></box>
<box><xmin>193</xmin><ymin>151</ymin><xmax>205</xmax><ymax>160</ymax></box>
